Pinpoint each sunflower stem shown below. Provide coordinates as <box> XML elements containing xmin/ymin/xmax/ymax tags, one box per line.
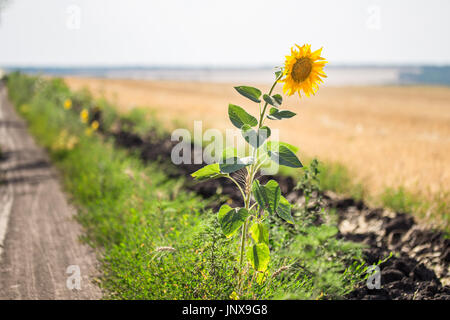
<box><xmin>238</xmin><ymin>71</ymin><xmax>282</xmax><ymax>292</ymax></box>
<box><xmin>227</xmin><ymin>174</ymin><xmax>246</xmax><ymax>203</ymax></box>
<box><xmin>258</xmin><ymin>72</ymin><xmax>283</xmax><ymax>128</ymax></box>
<box><xmin>238</xmin><ymin>168</ymin><xmax>252</xmax><ymax>291</ymax></box>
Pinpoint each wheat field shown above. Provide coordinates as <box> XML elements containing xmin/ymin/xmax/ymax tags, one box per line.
<box><xmin>64</xmin><ymin>77</ymin><xmax>450</xmax><ymax>205</ymax></box>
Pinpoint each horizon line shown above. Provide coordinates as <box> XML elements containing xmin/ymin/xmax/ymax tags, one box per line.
<box><xmin>2</xmin><ymin>63</ymin><xmax>450</xmax><ymax>70</ymax></box>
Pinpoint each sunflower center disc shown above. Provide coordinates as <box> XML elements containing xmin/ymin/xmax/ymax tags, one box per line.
<box><xmin>291</xmin><ymin>58</ymin><xmax>312</xmax><ymax>83</ymax></box>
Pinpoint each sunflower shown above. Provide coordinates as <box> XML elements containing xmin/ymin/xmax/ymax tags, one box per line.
<box><xmin>280</xmin><ymin>44</ymin><xmax>327</xmax><ymax>97</ymax></box>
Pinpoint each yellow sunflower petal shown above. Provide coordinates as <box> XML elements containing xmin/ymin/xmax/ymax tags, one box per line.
<box><xmin>281</xmin><ymin>44</ymin><xmax>327</xmax><ymax>98</ymax></box>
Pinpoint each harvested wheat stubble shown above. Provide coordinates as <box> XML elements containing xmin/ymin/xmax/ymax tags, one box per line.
<box><xmin>109</xmin><ymin>124</ymin><xmax>450</xmax><ymax>300</ymax></box>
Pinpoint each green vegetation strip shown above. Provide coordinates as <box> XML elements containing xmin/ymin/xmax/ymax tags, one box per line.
<box><xmin>6</xmin><ymin>73</ymin><xmax>371</xmax><ymax>299</ymax></box>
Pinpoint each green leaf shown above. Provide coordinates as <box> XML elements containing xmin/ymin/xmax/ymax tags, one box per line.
<box><xmin>267</xmin><ymin>108</ymin><xmax>296</xmax><ymax>120</ymax></box>
<box><xmin>263</xmin><ymin>94</ymin><xmax>281</xmax><ymax>107</ymax></box>
<box><xmin>264</xmin><ymin>180</ymin><xmax>281</xmax><ymax>214</ymax></box>
<box><xmin>251</xmin><ymin>179</ymin><xmax>280</xmax><ymax>214</ymax></box>
<box><xmin>277</xmin><ymin>195</ymin><xmax>294</xmax><ymax>224</ymax></box>
<box><xmin>273</xmin><ymin>94</ymin><xmax>283</xmax><ymax>105</ymax></box>
<box><xmin>256</xmin><ymin>272</ymin><xmax>267</xmax><ymax>284</ymax></box>
<box><xmin>277</xmin><ymin>110</ymin><xmax>296</xmax><ymax>118</ymax></box>
<box><xmin>266</xmin><ymin>141</ymin><xmax>299</xmax><ymax>154</ymax></box>
<box><xmin>234</xmin><ymin>86</ymin><xmax>262</xmax><ymax>103</ymax></box>
<box><xmin>220</xmin><ymin>156</ymin><xmax>253</xmax><ymax>174</ymax></box>
<box><xmin>217</xmin><ymin>205</ymin><xmax>249</xmax><ymax>238</ymax></box>
<box><xmin>191</xmin><ymin>163</ymin><xmax>226</xmax><ymax>181</ymax></box>
<box><xmin>275</xmin><ymin>70</ymin><xmax>283</xmax><ymax>79</ymax></box>
<box><xmin>228</xmin><ymin>104</ymin><xmax>258</xmax><ymax>129</ymax></box>
<box><xmin>252</xmin><ymin>180</ymin><xmax>267</xmax><ymax>209</ymax></box>
<box><xmin>249</xmin><ymin>222</ymin><xmax>269</xmax><ymax>244</ymax></box>
<box><xmin>267</xmin><ymin>144</ymin><xmax>303</xmax><ymax>168</ymax></box>
<box><xmin>247</xmin><ymin>243</ymin><xmax>270</xmax><ymax>272</ymax></box>
<box><xmin>241</xmin><ymin>125</ymin><xmax>271</xmax><ymax>149</ymax></box>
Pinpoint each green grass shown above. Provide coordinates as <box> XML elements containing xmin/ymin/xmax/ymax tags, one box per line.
<box><xmin>6</xmin><ymin>72</ymin><xmax>370</xmax><ymax>300</ymax></box>
<box><xmin>380</xmin><ymin>187</ymin><xmax>449</xmax><ymax>232</ymax></box>
<box><xmin>7</xmin><ymin>74</ymin><xmax>237</xmax><ymax>299</ymax></box>
<box><xmin>120</xmin><ymin>107</ymin><xmax>166</xmax><ymax>138</ymax></box>
<box><xmin>316</xmin><ymin>161</ymin><xmax>365</xmax><ymax>200</ymax></box>
<box><xmin>381</xmin><ymin>187</ymin><xmax>422</xmax><ymax>214</ymax></box>
<box><xmin>274</xmin><ymin>158</ymin><xmax>365</xmax><ymax>201</ymax></box>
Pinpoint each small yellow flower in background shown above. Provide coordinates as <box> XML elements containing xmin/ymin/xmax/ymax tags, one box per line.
<box><xmin>280</xmin><ymin>44</ymin><xmax>327</xmax><ymax>97</ymax></box>
<box><xmin>85</xmin><ymin>127</ymin><xmax>93</xmax><ymax>136</ymax></box>
<box><xmin>80</xmin><ymin>109</ymin><xmax>89</xmax><ymax>123</ymax></box>
<box><xmin>229</xmin><ymin>291</ymin><xmax>240</xmax><ymax>300</ymax></box>
<box><xmin>91</xmin><ymin>120</ymin><xmax>99</xmax><ymax>131</ymax></box>
<box><xmin>63</xmin><ymin>99</ymin><xmax>72</xmax><ymax>110</ymax></box>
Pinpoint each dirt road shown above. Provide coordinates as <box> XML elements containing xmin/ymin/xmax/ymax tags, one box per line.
<box><xmin>0</xmin><ymin>82</ymin><xmax>101</xmax><ymax>299</ymax></box>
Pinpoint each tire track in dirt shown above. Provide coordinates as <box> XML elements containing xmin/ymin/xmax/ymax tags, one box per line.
<box><xmin>0</xmin><ymin>97</ymin><xmax>13</xmax><ymax>257</ymax></box>
<box><xmin>0</xmin><ymin>83</ymin><xmax>102</xmax><ymax>299</ymax></box>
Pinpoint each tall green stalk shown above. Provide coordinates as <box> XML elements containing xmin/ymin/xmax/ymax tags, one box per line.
<box><xmin>237</xmin><ymin>75</ymin><xmax>282</xmax><ymax>291</ymax></box>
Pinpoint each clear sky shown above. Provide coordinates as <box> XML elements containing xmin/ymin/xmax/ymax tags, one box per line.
<box><xmin>0</xmin><ymin>0</ymin><xmax>449</xmax><ymax>67</ymax></box>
